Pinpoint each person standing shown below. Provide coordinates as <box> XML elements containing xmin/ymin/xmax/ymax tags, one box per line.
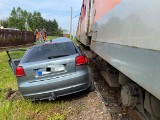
<box><xmin>37</xmin><ymin>30</ymin><xmax>41</xmax><ymax>42</ymax></box>
<box><xmin>42</xmin><ymin>28</ymin><xmax>47</xmax><ymax>41</ymax></box>
<box><xmin>39</xmin><ymin>29</ymin><xmax>43</xmax><ymax>43</ymax></box>
<box><xmin>34</xmin><ymin>29</ymin><xmax>38</xmax><ymax>42</ymax></box>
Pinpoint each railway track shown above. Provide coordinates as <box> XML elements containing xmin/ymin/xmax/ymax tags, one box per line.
<box><xmin>82</xmin><ymin>48</ymin><xmax>144</xmax><ymax>120</ymax></box>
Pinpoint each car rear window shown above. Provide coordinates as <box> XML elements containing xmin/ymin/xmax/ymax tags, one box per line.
<box><xmin>20</xmin><ymin>42</ymin><xmax>77</xmax><ymax>63</ymax></box>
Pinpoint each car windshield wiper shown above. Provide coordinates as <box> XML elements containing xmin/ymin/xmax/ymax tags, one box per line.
<box><xmin>48</xmin><ymin>54</ymin><xmax>69</xmax><ymax>59</ymax></box>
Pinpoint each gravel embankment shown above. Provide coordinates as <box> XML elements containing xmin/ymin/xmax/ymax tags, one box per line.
<box><xmin>66</xmin><ymin>91</ymin><xmax>112</xmax><ymax>120</ymax></box>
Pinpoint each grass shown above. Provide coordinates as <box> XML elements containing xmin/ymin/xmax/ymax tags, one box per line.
<box><xmin>71</xmin><ymin>37</ymin><xmax>79</xmax><ymax>46</ymax></box>
<box><xmin>46</xmin><ymin>36</ymin><xmax>60</xmax><ymax>40</ymax></box>
<box><xmin>0</xmin><ymin>43</ymin><xmax>81</xmax><ymax>120</ymax></box>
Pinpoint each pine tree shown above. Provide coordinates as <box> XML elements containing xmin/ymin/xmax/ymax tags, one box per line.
<box><xmin>7</xmin><ymin>7</ymin><xmax>62</xmax><ymax>36</ymax></box>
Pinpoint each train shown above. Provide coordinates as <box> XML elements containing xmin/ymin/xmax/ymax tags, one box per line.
<box><xmin>76</xmin><ymin>0</ymin><xmax>160</xmax><ymax>120</ymax></box>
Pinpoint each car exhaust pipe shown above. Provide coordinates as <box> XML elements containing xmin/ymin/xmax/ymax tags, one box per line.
<box><xmin>49</xmin><ymin>92</ymin><xmax>56</xmax><ymax>101</ymax></box>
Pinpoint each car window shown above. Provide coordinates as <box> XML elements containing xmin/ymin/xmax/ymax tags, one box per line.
<box><xmin>20</xmin><ymin>42</ymin><xmax>77</xmax><ymax>63</ymax></box>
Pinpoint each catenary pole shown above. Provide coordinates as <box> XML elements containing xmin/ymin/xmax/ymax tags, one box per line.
<box><xmin>70</xmin><ymin>7</ymin><xmax>72</xmax><ymax>39</ymax></box>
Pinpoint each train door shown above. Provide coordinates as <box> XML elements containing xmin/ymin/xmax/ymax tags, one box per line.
<box><xmin>89</xmin><ymin>0</ymin><xmax>95</xmax><ymax>32</ymax></box>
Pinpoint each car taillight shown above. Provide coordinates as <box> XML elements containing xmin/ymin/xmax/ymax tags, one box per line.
<box><xmin>16</xmin><ymin>66</ymin><xmax>26</xmax><ymax>77</ymax></box>
<box><xmin>76</xmin><ymin>55</ymin><xmax>88</xmax><ymax>66</ymax></box>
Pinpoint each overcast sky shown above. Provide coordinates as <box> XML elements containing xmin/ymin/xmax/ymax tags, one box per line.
<box><xmin>0</xmin><ymin>0</ymin><xmax>83</xmax><ymax>34</ymax></box>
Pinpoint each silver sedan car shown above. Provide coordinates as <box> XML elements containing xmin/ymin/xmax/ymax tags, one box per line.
<box><xmin>7</xmin><ymin>37</ymin><xmax>94</xmax><ymax>100</ymax></box>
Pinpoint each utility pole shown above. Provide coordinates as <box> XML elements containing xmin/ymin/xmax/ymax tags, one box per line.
<box><xmin>70</xmin><ymin>7</ymin><xmax>72</xmax><ymax>39</ymax></box>
<box><xmin>25</xmin><ymin>18</ymin><xmax>28</xmax><ymax>31</ymax></box>
<box><xmin>73</xmin><ymin>29</ymin><xmax>74</xmax><ymax>39</ymax></box>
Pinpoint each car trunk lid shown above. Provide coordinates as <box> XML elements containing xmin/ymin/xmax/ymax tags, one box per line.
<box><xmin>21</xmin><ymin>54</ymin><xmax>77</xmax><ymax>82</ymax></box>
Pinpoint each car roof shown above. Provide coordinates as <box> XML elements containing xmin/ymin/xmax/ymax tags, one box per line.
<box><xmin>51</xmin><ymin>37</ymin><xmax>72</xmax><ymax>43</ymax></box>
<box><xmin>30</xmin><ymin>37</ymin><xmax>73</xmax><ymax>49</ymax></box>
<box><xmin>44</xmin><ymin>37</ymin><xmax>72</xmax><ymax>44</ymax></box>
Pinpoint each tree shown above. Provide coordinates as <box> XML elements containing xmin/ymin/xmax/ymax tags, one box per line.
<box><xmin>7</xmin><ymin>7</ymin><xmax>63</xmax><ymax>36</ymax></box>
<box><xmin>8</xmin><ymin>7</ymin><xmax>18</xmax><ymax>28</ymax></box>
<box><xmin>0</xmin><ymin>19</ymin><xmax>8</xmax><ymax>28</ymax></box>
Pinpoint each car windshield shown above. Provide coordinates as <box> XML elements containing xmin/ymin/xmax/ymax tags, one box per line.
<box><xmin>20</xmin><ymin>42</ymin><xmax>77</xmax><ymax>63</ymax></box>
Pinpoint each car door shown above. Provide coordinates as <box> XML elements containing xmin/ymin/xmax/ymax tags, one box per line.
<box><xmin>6</xmin><ymin>49</ymin><xmax>26</xmax><ymax>74</ymax></box>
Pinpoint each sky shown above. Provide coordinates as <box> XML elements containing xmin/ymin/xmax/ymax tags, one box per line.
<box><xmin>0</xmin><ymin>0</ymin><xmax>83</xmax><ymax>34</ymax></box>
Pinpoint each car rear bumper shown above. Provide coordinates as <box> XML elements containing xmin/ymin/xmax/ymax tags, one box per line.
<box><xmin>18</xmin><ymin>69</ymin><xmax>92</xmax><ymax>100</ymax></box>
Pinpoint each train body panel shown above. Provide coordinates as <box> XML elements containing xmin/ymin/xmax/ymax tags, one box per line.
<box><xmin>77</xmin><ymin>0</ymin><xmax>90</xmax><ymax>45</ymax></box>
<box><xmin>88</xmin><ymin>0</ymin><xmax>160</xmax><ymax>101</ymax></box>
<box><xmin>92</xmin><ymin>0</ymin><xmax>160</xmax><ymax>51</ymax></box>
<box><xmin>76</xmin><ymin>19</ymin><xmax>81</xmax><ymax>41</ymax></box>
<box><xmin>88</xmin><ymin>0</ymin><xmax>95</xmax><ymax>33</ymax></box>
<box><xmin>77</xmin><ymin>0</ymin><xmax>160</xmax><ymax>100</ymax></box>
<box><xmin>91</xmin><ymin>40</ymin><xmax>160</xmax><ymax>100</ymax></box>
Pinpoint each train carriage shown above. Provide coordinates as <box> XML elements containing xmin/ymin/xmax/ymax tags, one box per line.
<box><xmin>76</xmin><ymin>0</ymin><xmax>160</xmax><ymax>120</ymax></box>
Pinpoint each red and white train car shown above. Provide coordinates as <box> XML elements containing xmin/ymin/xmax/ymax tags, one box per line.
<box><xmin>76</xmin><ymin>0</ymin><xmax>160</xmax><ymax>120</ymax></box>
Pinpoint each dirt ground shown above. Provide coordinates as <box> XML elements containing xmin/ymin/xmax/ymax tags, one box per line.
<box><xmin>5</xmin><ymin>87</ymin><xmax>111</xmax><ymax>120</ymax></box>
<box><xmin>65</xmin><ymin>91</ymin><xmax>112</xmax><ymax>120</ymax></box>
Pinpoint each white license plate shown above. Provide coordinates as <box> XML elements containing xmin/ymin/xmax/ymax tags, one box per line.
<box><xmin>52</xmin><ymin>65</ymin><xmax>65</xmax><ymax>72</ymax></box>
<box><xmin>38</xmin><ymin>65</ymin><xmax>65</xmax><ymax>76</ymax></box>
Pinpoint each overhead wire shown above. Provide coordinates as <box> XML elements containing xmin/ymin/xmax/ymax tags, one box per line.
<box><xmin>72</xmin><ymin>14</ymin><xmax>80</xmax><ymax>19</ymax></box>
